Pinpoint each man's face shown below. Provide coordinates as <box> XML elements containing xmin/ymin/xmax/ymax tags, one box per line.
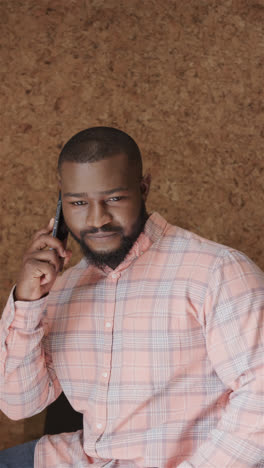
<box><xmin>59</xmin><ymin>153</ymin><xmax>150</xmax><ymax>268</ymax></box>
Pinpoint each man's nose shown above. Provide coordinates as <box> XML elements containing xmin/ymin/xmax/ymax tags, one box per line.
<box><xmin>86</xmin><ymin>203</ymin><xmax>112</xmax><ymax>229</ymax></box>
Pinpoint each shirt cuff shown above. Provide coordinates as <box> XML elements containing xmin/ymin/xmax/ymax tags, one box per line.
<box><xmin>7</xmin><ymin>285</ymin><xmax>48</xmax><ymax>330</ymax></box>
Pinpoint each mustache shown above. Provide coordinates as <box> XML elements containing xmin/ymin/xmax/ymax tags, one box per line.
<box><xmin>80</xmin><ymin>225</ymin><xmax>123</xmax><ymax>236</ymax></box>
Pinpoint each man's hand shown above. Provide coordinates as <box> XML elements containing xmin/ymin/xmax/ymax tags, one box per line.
<box><xmin>15</xmin><ymin>218</ymin><xmax>72</xmax><ymax>301</ymax></box>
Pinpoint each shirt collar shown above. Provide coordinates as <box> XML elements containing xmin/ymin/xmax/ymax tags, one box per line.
<box><xmin>129</xmin><ymin>211</ymin><xmax>168</xmax><ymax>257</ymax></box>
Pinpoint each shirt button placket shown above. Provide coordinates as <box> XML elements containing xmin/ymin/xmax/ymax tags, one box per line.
<box><xmin>96</xmin><ymin>272</ymin><xmax>120</xmax><ymax>446</ymax></box>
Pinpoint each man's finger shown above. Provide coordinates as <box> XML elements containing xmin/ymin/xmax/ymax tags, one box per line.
<box><xmin>28</xmin><ymin>234</ymin><xmax>66</xmax><ymax>257</ymax></box>
<box><xmin>48</xmin><ymin>217</ymin><xmax>55</xmax><ymax>231</ymax></box>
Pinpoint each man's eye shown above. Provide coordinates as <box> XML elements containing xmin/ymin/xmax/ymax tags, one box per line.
<box><xmin>71</xmin><ymin>201</ymin><xmax>87</xmax><ymax>206</ymax></box>
<box><xmin>108</xmin><ymin>196</ymin><xmax>123</xmax><ymax>202</ymax></box>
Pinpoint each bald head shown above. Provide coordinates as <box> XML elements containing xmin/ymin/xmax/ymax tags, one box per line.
<box><xmin>58</xmin><ymin>127</ymin><xmax>143</xmax><ymax>179</ymax></box>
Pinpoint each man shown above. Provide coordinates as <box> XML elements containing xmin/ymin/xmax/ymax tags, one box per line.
<box><xmin>0</xmin><ymin>127</ymin><xmax>263</xmax><ymax>467</ymax></box>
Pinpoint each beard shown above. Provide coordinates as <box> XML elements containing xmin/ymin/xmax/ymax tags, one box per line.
<box><xmin>67</xmin><ymin>200</ymin><xmax>149</xmax><ymax>270</ymax></box>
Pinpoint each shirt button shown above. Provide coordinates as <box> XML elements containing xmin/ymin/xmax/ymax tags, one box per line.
<box><xmin>105</xmin><ymin>322</ymin><xmax>112</xmax><ymax>328</ymax></box>
<box><xmin>102</xmin><ymin>372</ymin><xmax>108</xmax><ymax>378</ymax></box>
<box><xmin>96</xmin><ymin>423</ymin><xmax>102</xmax><ymax>429</ymax></box>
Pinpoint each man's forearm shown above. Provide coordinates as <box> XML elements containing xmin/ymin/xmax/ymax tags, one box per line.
<box><xmin>0</xmin><ymin>287</ymin><xmax>61</xmax><ymax>420</ymax></box>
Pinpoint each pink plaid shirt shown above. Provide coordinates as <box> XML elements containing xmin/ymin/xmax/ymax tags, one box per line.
<box><xmin>0</xmin><ymin>213</ymin><xmax>263</xmax><ymax>467</ymax></box>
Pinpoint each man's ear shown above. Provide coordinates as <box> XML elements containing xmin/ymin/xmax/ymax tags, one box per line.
<box><xmin>140</xmin><ymin>173</ymin><xmax>151</xmax><ymax>201</ymax></box>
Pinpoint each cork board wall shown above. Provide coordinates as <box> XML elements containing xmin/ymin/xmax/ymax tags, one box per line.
<box><xmin>1</xmin><ymin>0</ymin><xmax>264</xmax><ymax>449</ymax></box>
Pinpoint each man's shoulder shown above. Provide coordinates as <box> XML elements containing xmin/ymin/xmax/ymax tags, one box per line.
<box><xmin>147</xmin><ymin>212</ymin><xmax>242</xmax><ymax>263</ymax></box>
<box><xmin>160</xmin><ymin>218</ymin><xmax>231</xmax><ymax>256</ymax></box>
<box><xmin>151</xmin><ymin>223</ymin><xmax>264</xmax><ymax>291</ymax></box>
<box><xmin>158</xmin><ymin>216</ymin><xmax>262</xmax><ymax>275</ymax></box>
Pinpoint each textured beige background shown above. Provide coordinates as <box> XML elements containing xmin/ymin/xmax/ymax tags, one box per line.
<box><xmin>1</xmin><ymin>0</ymin><xmax>264</xmax><ymax>450</ymax></box>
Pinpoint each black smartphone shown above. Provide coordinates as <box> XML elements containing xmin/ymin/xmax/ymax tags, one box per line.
<box><xmin>52</xmin><ymin>191</ymin><xmax>69</xmax><ymax>248</ymax></box>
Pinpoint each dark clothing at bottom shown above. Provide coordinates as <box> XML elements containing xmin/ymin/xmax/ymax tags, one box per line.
<box><xmin>0</xmin><ymin>439</ymin><xmax>39</xmax><ymax>468</ymax></box>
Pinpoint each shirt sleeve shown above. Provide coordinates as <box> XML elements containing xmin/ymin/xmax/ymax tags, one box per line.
<box><xmin>0</xmin><ymin>286</ymin><xmax>62</xmax><ymax>421</ymax></box>
<box><xmin>179</xmin><ymin>250</ymin><xmax>264</xmax><ymax>467</ymax></box>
